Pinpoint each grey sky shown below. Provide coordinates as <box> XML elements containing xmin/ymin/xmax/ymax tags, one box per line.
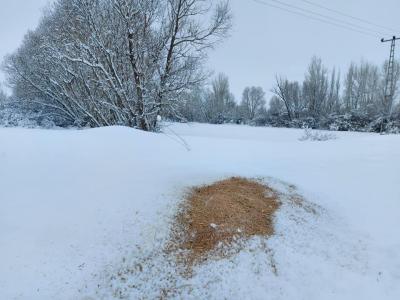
<box><xmin>0</xmin><ymin>0</ymin><xmax>399</xmax><ymax>100</ymax></box>
<box><xmin>0</xmin><ymin>0</ymin><xmax>50</xmax><ymax>90</ymax></box>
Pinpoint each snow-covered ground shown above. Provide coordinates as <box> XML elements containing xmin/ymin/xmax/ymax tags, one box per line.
<box><xmin>0</xmin><ymin>123</ymin><xmax>399</xmax><ymax>299</ymax></box>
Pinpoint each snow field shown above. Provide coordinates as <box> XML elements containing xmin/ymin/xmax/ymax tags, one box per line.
<box><xmin>0</xmin><ymin>123</ymin><xmax>399</xmax><ymax>299</ymax></box>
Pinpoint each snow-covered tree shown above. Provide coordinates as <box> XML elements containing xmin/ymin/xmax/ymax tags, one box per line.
<box><xmin>0</xmin><ymin>84</ymin><xmax>6</xmax><ymax>103</ymax></box>
<box><xmin>343</xmin><ymin>61</ymin><xmax>381</xmax><ymax>116</ymax></box>
<box><xmin>302</xmin><ymin>56</ymin><xmax>329</xmax><ymax>117</ymax></box>
<box><xmin>325</xmin><ymin>68</ymin><xmax>341</xmax><ymax>114</ymax></box>
<box><xmin>268</xmin><ymin>96</ymin><xmax>285</xmax><ymax>117</ymax></box>
<box><xmin>178</xmin><ymin>86</ymin><xmax>208</xmax><ymax>122</ymax></box>
<box><xmin>272</xmin><ymin>77</ymin><xmax>303</xmax><ymax>120</ymax></box>
<box><xmin>3</xmin><ymin>0</ymin><xmax>232</xmax><ymax>131</ymax></box>
<box><xmin>204</xmin><ymin>73</ymin><xmax>236</xmax><ymax>123</ymax></box>
<box><xmin>240</xmin><ymin>86</ymin><xmax>266</xmax><ymax>120</ymax></box>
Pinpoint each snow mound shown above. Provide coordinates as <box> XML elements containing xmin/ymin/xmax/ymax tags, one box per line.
<box><xmin>80</xmin><ymin>178</ymin><xmax>366</xmax><ymax>299</ymax></box>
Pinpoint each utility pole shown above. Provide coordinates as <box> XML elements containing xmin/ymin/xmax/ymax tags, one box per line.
<box><xmin>381</xmin><ymin>36</ymin><xmax>399</xmax><ymax>119</ymax></box>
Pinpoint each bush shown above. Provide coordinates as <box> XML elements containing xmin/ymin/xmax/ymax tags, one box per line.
<box><xmin>299</xmin><ymin>127</ymin><xmax>337</xmax><ymax>141</ymax></box>
<box><xmin>0</xmin><ymin>98</ymin><xmax>64</xmax><ymax>129</ymax></box>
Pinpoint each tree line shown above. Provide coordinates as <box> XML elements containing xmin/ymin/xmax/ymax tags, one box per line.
<box><xmin>178</xmin><ymin>56</ymin><xmax>400</xmax><ymax>132</ymax></box>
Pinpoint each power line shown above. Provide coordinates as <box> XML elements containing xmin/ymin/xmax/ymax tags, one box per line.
<box><xmin>252</xmin><ymin>0</ymin><xmax>378</xmax><ymax>38</ymax></box>
<box><xmin>300</xmin><ymin>0</ymin><xmax>399</xmax><ymax>34</ymax></box>
<box><xmin>255</xmin><ymin>0</ymin><xmax>386</xmax><ymax>37</ymax></box>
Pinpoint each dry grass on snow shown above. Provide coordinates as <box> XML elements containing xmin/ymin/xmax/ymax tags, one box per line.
<box><xmin>168</xmin><ymin>177</ymin><xmax>281</xmax><ymax>268</ymax></box>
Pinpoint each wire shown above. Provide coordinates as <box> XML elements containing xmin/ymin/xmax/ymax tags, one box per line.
<box><xmin>252</xmin><ymin>0</ymin><xmax>378</xmax><ymax>38</ymax></box>
<box><xmin>300</xmin><ymin>0</ymin><xmax>400</xmax><ymax>35</ymax></box>
<box><xmin>254</xmin><ymin>0</ymin><xmax>386</xmax><ymax>37</ymax></box>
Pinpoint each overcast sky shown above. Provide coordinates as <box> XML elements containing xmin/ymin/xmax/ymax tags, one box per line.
<box><xmin>0</xmin><ymin>0</ymin><xmax>399</xmax><ymax>100</ymax></box>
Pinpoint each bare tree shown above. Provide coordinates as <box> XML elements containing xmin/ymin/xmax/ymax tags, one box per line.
<box><xmin>268</xmin><ymin>96</ymin><xmax>284</xmax><ymax>115</ymax></box>
<box><xmin>153</xmin><ymin>0</ymin><xmax>232</xmax><ymax>128</ymax></box>
<box><xmin>240</xmin><ymin>86</ymin><xmax>266</xmax><ymax>120</ymax></box>
<box><xmin>0</xmin><ymin>84</ymin><xmax>6</xmax><ymax>103</ymax></box>
<box><xmin>343</xmin><ymin>61</ymin><xmax>381</xmax><ymax>116</ymax></box>
<box><xmin>302</xmin><ymin>56</ymin><xmax>328</xmax><ymax>117</ymax></box>
<box><xmin>326</xmin><ymin>68</ymin><xmax>341</xmax><ymax>114</ymax></box>
<box><xmin>204</xmin><ymin>73</ymin><xmax>236</xmax><ymax>123</ymax></box>
<box><xmin>272</xmin><ymin>76</ymin><xmax>306</xmax><ymax>120</ymax></box>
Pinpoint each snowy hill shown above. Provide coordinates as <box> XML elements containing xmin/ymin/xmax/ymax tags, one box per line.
<box><xmin>0</xmin><ymin>123</ymin><xmax>399</xmax><ymax>299</ymax></box>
